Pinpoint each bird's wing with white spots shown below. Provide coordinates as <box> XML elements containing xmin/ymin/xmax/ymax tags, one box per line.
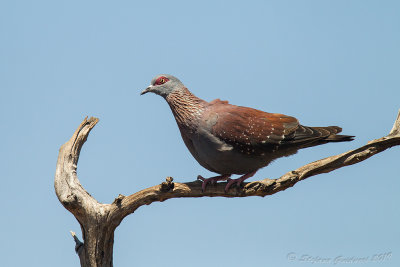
<box><xmin>209</xmin><ymin>105</ymin><xmax>299</xmax><ymax>147</ymax></box>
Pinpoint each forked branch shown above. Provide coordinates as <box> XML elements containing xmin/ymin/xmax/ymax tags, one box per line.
<box><xmin>55</xmin><ymin>111</ymin><xmax>400</xmax><ymax>267</ymax></box>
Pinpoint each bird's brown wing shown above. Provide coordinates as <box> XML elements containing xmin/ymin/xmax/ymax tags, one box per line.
<box><xmin>208</xmin><ymin>102</ymin><xmax>299</xmax><ymax>147</ymax></box>
<box><xmin>208</xmin><ymin>101</ymin><xmax>348</xmax><ymax>150</ymax></box>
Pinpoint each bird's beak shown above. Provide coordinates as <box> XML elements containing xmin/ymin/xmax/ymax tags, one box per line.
<box><xmin>140</xmin><ymin>86</ymin><xmax>152</xmax><ymax>95</ymax></box>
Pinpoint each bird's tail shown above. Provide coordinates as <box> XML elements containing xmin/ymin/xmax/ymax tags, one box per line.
<box><xmin>311</xmin><ymin>126</ymin><xmax>354</xmax><ymax>142</ymax></box>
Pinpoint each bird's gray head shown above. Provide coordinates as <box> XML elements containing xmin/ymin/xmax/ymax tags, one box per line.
<box><xmin>140</xmin><ymin>74</ymin><xmax>185</xmax><ymax>98</ymax></box>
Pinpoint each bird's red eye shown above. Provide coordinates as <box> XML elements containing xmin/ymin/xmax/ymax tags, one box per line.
<box><xmin>155</xmin><ymin>76</ymin><xmax>169</xmax><ymax>85</ymax></box>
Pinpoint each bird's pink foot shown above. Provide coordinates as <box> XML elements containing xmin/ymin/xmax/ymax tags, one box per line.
<box><xmin>224</xmin><ymin>171</ymin><xmax>257</xmax><ymax>192</ymax></box>
<box><xmin>197</xmin><ymin>174</ymin><xmax>231</xmax><ymax>192</ymax></box>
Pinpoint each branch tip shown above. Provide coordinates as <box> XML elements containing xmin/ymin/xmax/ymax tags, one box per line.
<box><xmin>389</xmin><ymin>109</ymin><xmax>400</xmax><ymax>136</ymax></box>
<box><xmin>70</xmin><ymin>231</ymin><xmax>84</xmax><ymax>254</ymax></box>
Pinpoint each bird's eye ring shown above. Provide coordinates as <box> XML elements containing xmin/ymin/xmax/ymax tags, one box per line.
<box><xmin>155</xmin><ymin>76</ymin><xmax>169</xmax><ymax>85</ymax></box>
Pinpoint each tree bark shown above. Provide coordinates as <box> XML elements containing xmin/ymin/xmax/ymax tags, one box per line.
<box><xmin>54</xmin><ymin>111</ymin><xmax>400</xmax><ymax>267</ymax></box>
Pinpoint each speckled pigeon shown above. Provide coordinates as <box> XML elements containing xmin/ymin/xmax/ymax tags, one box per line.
<box><xmin>141</xmin><ymin>74</ymin><xmax>354</xmax><ymax>192</ymax></box>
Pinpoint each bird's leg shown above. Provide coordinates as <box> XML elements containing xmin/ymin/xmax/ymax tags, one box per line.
<box><xmin>197</xmin><ymin>174</ymin><xmax>231</xmax><ymax>192</ymax></box>
<box><xmin>224</xmin><ymin>170</ymin><xmax>258</xmax><ymax>192</ymax></box>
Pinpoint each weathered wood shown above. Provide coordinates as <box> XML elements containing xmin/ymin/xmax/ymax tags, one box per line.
<box><xmin>55</xmin><ymin>111</ymin><xmax>400</xmax><ymax>267</ymax></box>
<box><xmin>55</xmin><ymin>117</ymin><xmax>115</xmax><ymax>267</ymax></box>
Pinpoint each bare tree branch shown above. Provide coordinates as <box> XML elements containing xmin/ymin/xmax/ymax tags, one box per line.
<box><xmin>55</xmin><ymin>117</ymin><xmax>114</xmax><ymax>267</ymax></box>
<box><xmin>54</xmin><ymin>111</ymin><xmax>400</xmax><ymax>267</ymax></box>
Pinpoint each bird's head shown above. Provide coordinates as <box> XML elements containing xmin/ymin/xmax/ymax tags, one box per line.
<box><xmin>140</xmin><ymin>74</ymin><xmax>184</xmax><ymax>98</ymax></box>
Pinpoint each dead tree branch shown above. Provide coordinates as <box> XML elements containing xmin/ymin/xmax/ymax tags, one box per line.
<box><xmin>55</xmin><ymin>110</ymin><xmax>400</xmax><ymax>267</ymax></box>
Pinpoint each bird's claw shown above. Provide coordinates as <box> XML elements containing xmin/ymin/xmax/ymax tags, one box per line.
<box><xmin>224</xmin><ymin>178</ymin><xmax>242</xmax><ymax>192</ymax></box>
<box><xmin>224</xmin><ymin>171</ymin><xmax>258</xmax><ymax>192</ymax></box>
<box><xmin>197</xmin><ymin>174</ymin><xmax>231</xmax><ymax>192</ymax></box>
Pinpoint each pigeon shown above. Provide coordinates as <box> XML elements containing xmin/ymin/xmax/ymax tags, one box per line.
<box><xmin>141</xmin><ymin>74</ymin><xmax>354</xmax><ymax>191</ymax></box>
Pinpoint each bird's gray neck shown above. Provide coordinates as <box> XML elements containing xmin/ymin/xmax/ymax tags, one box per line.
<box><xmin>165</xmin><ymin>87</ymin><xmax>206</xmax><ymax>132</ymax></box>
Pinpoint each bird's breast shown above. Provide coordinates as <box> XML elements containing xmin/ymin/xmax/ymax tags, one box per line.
<box><xmin>186</xmin><ymin>128</ymin><xmax>269</xmax><ymax>174</ymax></box>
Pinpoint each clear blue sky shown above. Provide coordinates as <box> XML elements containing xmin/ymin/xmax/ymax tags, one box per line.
<box><xmin>1</xmin><ymin>1</ymin><xmax>399</xmax><ymax>266</ymax></box>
